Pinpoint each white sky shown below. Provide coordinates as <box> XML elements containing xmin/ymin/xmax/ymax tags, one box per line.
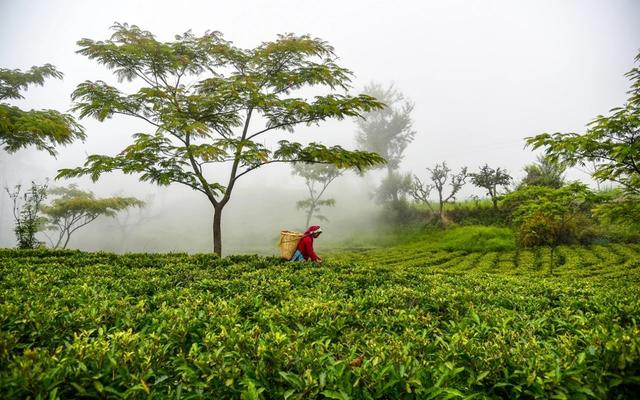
<box><xmin>1</xmin><ymin>0</ymin><xmax>639</xmax><ymax>250</ymax></box>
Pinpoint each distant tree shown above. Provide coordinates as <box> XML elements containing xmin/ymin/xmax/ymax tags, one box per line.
<box><xmin>56</xmin><ymin>23</ymin><xmax>386</xmax><ymax>255</ymax></box>
<box><xmin>409</xmin><ymin>176</ymin><xmax>435</xmax><ymax>212</ymax></box>
<box><xmin>501</xmin><ymin>183</ymin><xmax>595</xmax><ymax>274</ymax></box>
<box><xmin>519</xmin><ymin>155</ymin><xmax>566</xmax><ymax>189</ymax></box>
<box><xmin>0</xmin><ymin>64</ymin><xmax>85</xmax><ymax>156</ymax></box>
<box><xmin>356</xmin><ymin>83</ymin><xmax>416</xmax><ymax>202</ymax></box>
<box><xmin>41</xmin><ymin>185</ymin><xmax>144</xmax><ymax>249</ymax></box>
<box><xmin>5</xmin><ymin>181</ymin><xmax>48</xmax><ymax>249</ymax></box>
<box><xmin>111</xmin><ymin>193</ymin><xmax>158</xmax><ymax>252</ymax></box>
<box><xmin>375</xmin><ymin>171</ymin><xmax>413</xmax><ymax>204</ymax></box>
<box><xmin>292</xmin><ymin>163</ymin><xmax>342</xmax><ymax>228</ymax></box>
<box><xmin>527</xmin><ymin>50</ymin><xmax>640</xmax><ymax>196</ymax></box>
<box><xmin>469</xmin><ymin>164</ymin><xmax>512</xmax><ymax>210</ymax></box>
<box><xmin>410</xmin><ymin>162</ymin><xmax>467</xmax><ymax>224</ymax></box>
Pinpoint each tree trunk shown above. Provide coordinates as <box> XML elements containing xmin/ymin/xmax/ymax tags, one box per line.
<box><xmin>305</xmin><ymin>206</ymin><xmax>313</xmax><ymax>229</ymax></box>
<box><xmin>438</xmin><ymin>191</ymin><xmax>444</xmax><ymax>225</ymax></box>
<box><xmin>54</xmin><ymin>231</ymin><xmax>64</xmax><ymax>249</ymax></box>
<box><xmin>62</xmin><ymin>230</ymin><xmax>71</xmax><ymax>249</ymax></box>
<box><xmin>387</xmin><ymin>166</ymin><xmax>398</xmax><ymax>202</ymax></box>
<box><xmin>213</xmin><ymin>205</ymin><xmax>223</xmax><ymax>256</ymax></box>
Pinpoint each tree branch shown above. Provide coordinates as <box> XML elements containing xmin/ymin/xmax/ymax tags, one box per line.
<box><xmin>222</xmin><ymin>107</ymin><xmax>254</xmax><ymax>205</ymax></box>
<box><xmin>246</xmin><ymin>117</ymin><xmax>320</xmax><ymax>141</ymax></box>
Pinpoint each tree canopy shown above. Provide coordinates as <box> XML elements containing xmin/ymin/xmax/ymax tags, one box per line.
<box><xmin>501</xmin><ymin>183</ymin><xmax>596</xmax><ymax>273</ymax></box>
<box><xmin>355</xmin><ymin>83</ymin><xmax>415</xmax><ymax>171</ymax></box>
<box><xmin>0</xmin><ymin>64</ymin><xmax>85</xmax><ymax>156</ymax></box>
<box><xmin>469</xmin><ymin>164</ymin><xmax>512</xmax><ymax>209</ymax></box>
<box><xmin>41</xmin><ymin>185</ymin><xmax>143</xmax><ymax>249</ymax></box>
<box><xmin>527</xmin><ymin>50</ymin><xmax>640</xmax><ymax>195</ymax></box>
<box><xmin>57</xmin><ymin>23</ymin><xmax>386</xmax><ymax>254</ymax></box>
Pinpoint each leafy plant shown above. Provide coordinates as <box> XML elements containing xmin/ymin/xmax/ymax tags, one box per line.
<box><xmin>0</xmin><ymin>64</ymin><xmax>85</xmax><ymax>155</ymax></box>
<box><xmin>5</xmin><ymin>181</ymin><xmax>48</xmax><ymax>248</ymax></box>
<box><xmin>501</xmin><ymin>183</ymin><xmax>597</xmax><ymax>273</ymax></box>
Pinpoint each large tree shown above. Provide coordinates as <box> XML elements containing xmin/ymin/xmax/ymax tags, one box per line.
<box><xmin>527</xmin><ymin>50</ymin><xmax>640</xmax><ymax>195</ymax></box>
<box><xmin>57</xmin><ymin>24</ymin><xmax>386</xmax><ymax>255</ymax></box>
<box><xmin>0</xmin><ymin>64</ymin><xmax>85</xmax><ymax>156</ymax></box>
<box><xmin>355</xmin><ymin>83</ymin><xmax>415</xmax><ymax>202</ymax></box>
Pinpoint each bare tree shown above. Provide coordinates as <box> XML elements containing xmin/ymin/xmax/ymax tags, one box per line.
<box><xmin>411</xmin><ymin>162</ymin><xmax>467</xmax><ymax>224</ymax></box>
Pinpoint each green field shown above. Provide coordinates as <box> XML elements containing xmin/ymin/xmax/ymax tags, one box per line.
<box><xmin>1</xmin><ymin>240</ymin><xmax>640</xmax><ymax>399</ymax></box>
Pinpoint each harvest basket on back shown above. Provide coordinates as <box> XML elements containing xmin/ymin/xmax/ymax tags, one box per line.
<box><xmin>279</xmin><ymin>230</ymin><xmax>304</xmax><ymax>259</ymax></box>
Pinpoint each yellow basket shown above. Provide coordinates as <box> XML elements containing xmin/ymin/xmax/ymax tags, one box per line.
<box><xmin>279</xmin><ymin>230</ymin><xmax>304</xmax><ymax>259</ymax></box>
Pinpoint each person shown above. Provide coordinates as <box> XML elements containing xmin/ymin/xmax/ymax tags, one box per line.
<box><xmin>290</xmin><ymin>225</ymin><xmax>323</xmax><ymax>262</ymax></box>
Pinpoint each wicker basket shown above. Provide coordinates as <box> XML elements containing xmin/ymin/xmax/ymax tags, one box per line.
<box><xmin>279</xmin><ymin>230</ymin><xmax>304</xmax><ymax>260</ymax></box>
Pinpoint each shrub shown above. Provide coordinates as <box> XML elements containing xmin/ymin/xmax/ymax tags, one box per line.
<box><xmin>502</xmin><ymin>183</ymin><xmax>597</xmax><ymax>247</ymax></box>
<box><xmin>446</xmin><ymin>203</ymin><xmax>509</xmax><ymax>226</ymax></box>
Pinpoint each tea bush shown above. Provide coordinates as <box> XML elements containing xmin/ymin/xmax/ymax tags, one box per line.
<box><xmin>1</xmin><ymin>244</ymin><xmax>639</xmax><ymax>398</ymax></box>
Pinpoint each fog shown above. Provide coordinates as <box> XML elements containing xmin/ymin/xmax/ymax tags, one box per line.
<box><xmin>1</xmin><ymin>0</ymin><xmax>639</xmax><ymax>254</ymax></box>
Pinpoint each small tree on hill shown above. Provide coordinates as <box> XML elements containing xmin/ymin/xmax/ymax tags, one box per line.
<box><xmin>469</xmin><ymin>164</ymin><xmax>512</xmax><ymax>210</ymax></box>
<box><xmin>292</xmin><ymin>163</ymin><xmax>342</xmax><ymax>228</ymax></box>
<box><xmin>41</xmin><ymin>185</ymin><xmax>144</xmax><ymax>249</ymax></box>
<box><xmin>501</xmin><ymin>183</ymin><xmax>595</xmax><ymax>274</ymax></box>
<box><xmin>410</xmin><ymin>162</ymin><xmax>467</xmax><ymax>224</ymax></box>
<box><xmin>356</xmin><ymin>83</ymin><xmax>416</xmax><ymax>202</ymax></box>
<box><xmin>0</xmin><ymin>64</ymin><xmax>85</xmax><ymax>156</ymax></box>
<box><xmin>56</xmin><ymin>23</ymin><xmax>386</xmax><ymax>255</ymax></box>
<box><xmin>5</xmin><ymin>181</ymin><xmax>48</xmax><ymax>249</ymax></box>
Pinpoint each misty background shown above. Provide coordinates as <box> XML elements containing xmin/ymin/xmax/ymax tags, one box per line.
<box><xmin>1</xmin><ymin>0</ymin><xmax>639</xmax><ymax>254</ymax></box>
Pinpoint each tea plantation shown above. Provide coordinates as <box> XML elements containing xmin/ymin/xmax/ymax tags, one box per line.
<box><xmin>1</xmin><ymin>242</ymin><xmax>639</xmax><ymax>399</ymax></box>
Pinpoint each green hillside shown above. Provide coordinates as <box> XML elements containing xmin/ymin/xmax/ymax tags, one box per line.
<box><xmin>1</xmin><ymin>241</ymin><xmax>639</xmax><ymax>399</ymax></box>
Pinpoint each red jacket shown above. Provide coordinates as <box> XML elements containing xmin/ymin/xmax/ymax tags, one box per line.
<box><xmin>297</xmin><ymin>234</ymin><xmax>320</xmax><ymax>261</ymax></box>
